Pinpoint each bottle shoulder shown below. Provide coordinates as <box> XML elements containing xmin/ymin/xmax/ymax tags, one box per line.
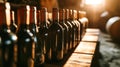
<box><xmin>17</xmin><ymin>29</ymin><xmax>33</xmax><ymax>39</ymax></box>
<box><xmin>38</xmin><ymin>27</ymin><xmax>49</xmax><ymax>36</ymax></box>
<box><xmin>59</xmin><ymin>22</ymin><xmax>69</xmax><ymax>30</ymax></box>
<box><xmin>0</xmin><ymin>30</ymin><xmax>17</xmax><ymax>44</ymax></box>
<box><xmin>49</xmin><ymin>22</ymin><xmax>64</xmax><ymax>31</ymax></box>
<box><xmin>0</xmin><ymin>29</ymin><xmax>17</xmax><ymax>37</ymax></box>
<box><xmin>65</xmin><ymin>21</ymin><xmax>73</xmax><ymax>28</ymax></box>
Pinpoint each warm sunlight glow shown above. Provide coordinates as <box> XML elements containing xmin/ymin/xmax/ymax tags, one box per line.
<box><xmin>85</xmin><ymin>0</ymin><xmax>103</xmax><ymax>5</ymax></box>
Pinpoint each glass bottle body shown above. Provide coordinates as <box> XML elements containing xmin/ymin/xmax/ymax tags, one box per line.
<box><xmin>49</xmin><ymin>21</ymin><xmax>64</xmax><ymax>62</ymax></box>
<box><xmin>59</xmin><ymin>21</ymin><xmax>69</xmax><ymax>55</ymax></box>
<box><xmin>69</xmin><ymin>10</ymin><xmax>78</xmax><ymax>48</ymax></box>
<box><xmin>0</xmin><ymin>25</ymin><xmax>17</xmax><ymax>67</ymax></box>
<box><xmin>17</xmin><ymin>24</ymin><xmax>35</xmax><ymax>67</ymax></box>
<box><xmin>29</xmin><ymin>23</ymin><xmax>45</xmax><ymax>66</ymax></box>
<box><xmin>64</xmin><ymin>9</ymin><xmax>73</xmax><ymax>51</ymax></box>
<box><xmin>38</xmin><ymin>22</ymin><xmax>50</xmax><ymax>63</ymax></box>
<box><xmin>64</xmin><ymin>21</ymin><xmax>73</xmax><ymax>51</ymax></box>
<box><xmin>59</xmin><ymin>9</ymin><xmax>69</xmax><ymax>55</ymax></box>
<box><xmin>68</xmin><ymin>19</ymin><xmax>77</xmax><ymax>48</ymax></box>
<box><xmin>37</xmin><ymin>8</ymin><xmax>50</xmax><ymax>63</ymax></box>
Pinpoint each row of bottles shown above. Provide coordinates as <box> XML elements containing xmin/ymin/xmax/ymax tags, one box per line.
<box><xmin>0</xmin><ymin>2</ymin><xmax>88</xmax><ymax>67</ymax></box>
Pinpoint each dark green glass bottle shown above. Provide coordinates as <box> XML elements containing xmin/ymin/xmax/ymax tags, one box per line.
<box><xmin>16</xmin><ymin>5</ymin><xmax>35</xmax><ymax>67</ymax></box>
<box><xmin>38</xmin><ymin>7</ymin><xmax>50</xmax><ymax>63</ymax></box>
<box><xmin>59</xmin><ymin>9</ymin><xmax>69</xmax><ymax>55</ymax></box>
<box><xmin>64</xmin><ymin>9</ymin><xmax>72</xmax><ymax>51</ymax></box>
<box><xmin>68</xmin><ymin>9</ymin><xmax>78</xmax><ymax>48</ymax></box>
<box><xmin>49</xmin><ymin>8</ymin><xmax>64</xmax><ymax>62</ymax></box>
<box><xmin>0</xmin><ymin>2</ymin><xmax>18</xmax><ymax>67</ymax></box>
<box><xmin>77</xmin><ymin>11</ymin><xmax>83</xmax><ymax>41</ymax></box>
<box><xmin>29</xmin><ymin>6</ymin><xmax>45</xmax><ymax>67</ymax></box>
<box><xmin>72</xmin><ymin>10</ymin><xmax>81</xmax><ymax>45</ymax></box>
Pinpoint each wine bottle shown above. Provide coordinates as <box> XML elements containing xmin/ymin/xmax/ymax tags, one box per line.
<box><xmin>68</xmin><ymin>9</ymin><xmax>77</xmax><ymax>48</ymax></box>
<box><xmin>0</xmin><ymin>2</ymin><xmax>18</xmax><ymax>67</ymax></box>
<box><xmin>49</xmin><ymin>8</ymin><xmax>64</xmax><ymax>62</ymax></box>
<box><xmin>77</xmin><ymin>11</ymin><xmax>88</xmax><ymax>38</ymax></box>
<box><xmin>59</xmin><ymin>9</ymin><xmax>69</xmax><ymax>55</ymax></box>
<box><xmin>38</xmin><ymin>7</ymin><xmax>50</xmax><ymax>63</ymax></box>
<box><xmin>16</xmin><ymin>5</ymin><xmax>35</xmax><ymax>67</ymax></box>
<box><xmin>29</xmin><ymin>6</ymin><xmax>45</xmax><ymax>67</ymax></box>
<box><xmin>64</xmin><ymin>9</ymin><xmax>72</xmax><ymax>51</ymax></box>
<box><xmin>72</xmin><ymin>10</ymin><xmax>81</xmax><ymax>45</ymax></box>
<box><xmin>29</xmin><ymin>6</ymin><xmax>38</xmax><ymax>35</ymax></box>
<box><xmin>76</xmin><ymin>11</ymin><xmax>82</xmax><ymax>41</ymax></box>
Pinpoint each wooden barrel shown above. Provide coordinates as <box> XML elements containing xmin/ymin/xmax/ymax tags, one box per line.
<box><xmin>106</xmin><ymin>16</ymin><xmax>120</xmax><ymax>42</ymax></box>
<box><xmin>98</xmin><ymin>11</ymin><xmax>112</xmax><ymax>33</ymax></box>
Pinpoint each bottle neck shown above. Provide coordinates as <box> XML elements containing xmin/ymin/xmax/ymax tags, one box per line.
<box><xmin>65</xmin><ymin>9</ymin><xmax>69</xmax><ymax>21</ymax></box>
<box><xmin>69</xmin><ymin>9</ymin><xmax>73</xmax><ymax>20</ymax></box>
<box><xmin>39</xmin><ymin>7</ymin><xmax>48</xmax><ymax>27</ymax></box>
<box><xmin>11</xmin><ymin>11</ymin><xmax>15</xmax><ymax>24</ymax></box>
<box><xmin>77</xmin><ymin>11</ymin><xmax>80</xmax><ymax>20</ymax></box>
<box><xmin>52</xmin><ymin>8</ymin><xmax>59</xmax><ymax>23</ymax></box>
<box><xmin>40</xmin><ymin>8</ymin><xmax>47</xmax><ymax>24</ymax></box>
<box><xmin>0</xmin><ymin>2</ymin><xmax>11</xmax><ymax>28</ymax></box>
<box><xmin>37</xmin><ymin>10</ymin><xmax>40</xmax><ymax>27</ymax></box>
<box><xmin>73</xmin><ymin>10</ymin><xmax>77</xmax><ymax>20</ymax></box>
<box><xmin>59</xmin><ymin>9</ymin><xmax>64</xmax><ymax>22</ymax></box>
<box><xmin>16</xmin><ymin>5</ymin><xmax>30</xmax><ymax>32</ymax></box>
<box><xmin>78</xmin><ymin>11</ymin><xmax>87</xmax><ymax>18</ymax></box>
<box><xmin>30</xmin><ymin>6</ymin><xmax>37</xmax><ymax>25</ymax></box>
<box><xmin>17</xmin><ymin>5</ymin><xmax>30</xmax><ymax>25</ymax></box>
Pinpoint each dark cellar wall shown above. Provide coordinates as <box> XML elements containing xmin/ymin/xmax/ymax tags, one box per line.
<box><xmin>7</xmin><ymin>0</ymin><xmax>40</xmax><ymax>6</ymax></box>
<box><xmin>7</xmin><ymin>0</ymin><xmax>83</xmax><ymax>12</ymax></box>
<box><xmin>58</xmin><ymin>0</ymin><xmax>83</xmax><ymax>10</ymax></box>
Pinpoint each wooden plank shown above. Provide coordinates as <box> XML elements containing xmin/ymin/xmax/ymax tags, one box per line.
<box><xmin>64</xmin><ymin>62</ymin><xmax>90</xmax><ymax>67</ymax></box>
<box><xmin>82</xmin><ymin>35</ymin><xmax>99</xmax><ymax>42</ymax></box>
<box><xmin>64</xmin><ymin>53</ymin><xmax>93</xmax><ymax>67</ymax></box>
<box><xmin>85</xmin><ymin>32</ymin><xmax>100</xmax><ymax>36</ymax></box>
<box><xmin>74</xmin><ymin>42</ymin><xmax>97</xmax><ymax>54</ymax></box>
<box><xmin>86</xmin><ymin>28</ymin><xmax>100</xmax><ymax>33</ymax></box>
<box><xmin>68</xmin><ymin>53</ymin><xmax>93</xmax><ymax>63</ymax></box>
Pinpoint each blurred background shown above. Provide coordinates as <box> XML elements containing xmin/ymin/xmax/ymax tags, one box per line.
<box><xmin>5</xmin><ymin>0</ymin><xmax>120</xmax><ymax>28</ymax></box>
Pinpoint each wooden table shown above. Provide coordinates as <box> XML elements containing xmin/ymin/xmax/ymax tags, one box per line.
<box><xmin>64</xmin><ymin>42</ymin><xmax>97</xmax><ymax>67</ymax></box>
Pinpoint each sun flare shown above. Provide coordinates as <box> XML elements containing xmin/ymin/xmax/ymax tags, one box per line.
<box><xmin>85</xmin><ymin>0</ymin><xmax>104</xmax><ymax>5</ymax></box>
